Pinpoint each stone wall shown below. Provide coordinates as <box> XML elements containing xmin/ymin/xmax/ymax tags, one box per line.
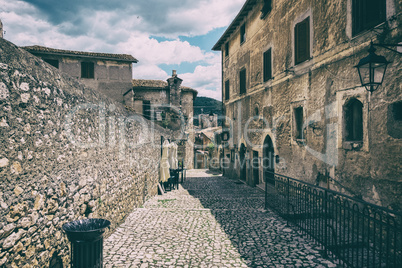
<box><xmin>0</xmin><ymin>38</ymin><xmax>172</xmax><ymax>267</ymax></box>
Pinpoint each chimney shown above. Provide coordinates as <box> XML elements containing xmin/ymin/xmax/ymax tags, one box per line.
<box><xmin>167</xmin><ymin>70</ymin><xmax>183</xmax><ymax>107</ymax></box>
<box><xmin>0</xmin><ymin>19</ymin><xmax>3</xmax><ymax>39</ymax></box>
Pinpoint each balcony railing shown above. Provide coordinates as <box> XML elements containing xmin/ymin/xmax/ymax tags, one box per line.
<box><xmin>264</xmin><ymin>172</ymin><xmax>402</xmax><ymax>268</ymax></box>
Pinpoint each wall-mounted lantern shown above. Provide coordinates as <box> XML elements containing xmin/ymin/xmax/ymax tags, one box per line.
<box><xmin>355</xmin><ymin>42</ymin><xmax>401</xmax><ymax>92</ymax></box>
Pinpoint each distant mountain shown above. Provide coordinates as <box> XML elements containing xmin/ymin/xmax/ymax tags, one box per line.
<box><xmin>193</xmin><ymin>96</ymin><xmax>223</xmax><ymax>126</ymax></box>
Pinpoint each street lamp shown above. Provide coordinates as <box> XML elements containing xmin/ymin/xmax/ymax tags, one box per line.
<box><xmin>355</xmin><ymin>42</ymin><xmax>401</xmax><ymax>92</ymax></box>
<box><xmin>355</xmin><ymin>43</ymin><xmax>389</xmax><ymax>93</ymax></box>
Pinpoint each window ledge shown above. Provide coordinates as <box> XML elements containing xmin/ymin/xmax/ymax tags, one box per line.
<box><xmin>343</xmin><ymin>141</ymin><xmax>363</xmax><ymax>150</ymax></box>
<box><xmin>295</xmin><ymin>138</ymin><xmax>306</xmax><ymax>145</ymax></box>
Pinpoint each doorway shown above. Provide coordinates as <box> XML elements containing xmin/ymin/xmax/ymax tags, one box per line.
<box><xmin>263</xmin><ymin>135</ymin><xmax>275</xmax><ymax>185</ymax></box>
<box><xmin>252</xmin><ymin>151</ymin><xmax>259</xmax><ymax>186</ymax></box>
<box><xmin>239</xmin><ymin>144</ymin><xmax>246</xmax><ymax>181</ymax></box>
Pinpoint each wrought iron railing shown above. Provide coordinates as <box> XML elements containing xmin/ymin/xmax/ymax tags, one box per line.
<box><xmin>264</xmin><ymin>172</ymin><xmax>402</xmax><ymax>268</ymax></box>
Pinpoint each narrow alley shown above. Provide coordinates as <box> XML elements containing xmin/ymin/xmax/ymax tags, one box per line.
<box><xmin>103</xmin><ymin>170</ymin><xmax>337</xmax><ymax>267</ymax></box>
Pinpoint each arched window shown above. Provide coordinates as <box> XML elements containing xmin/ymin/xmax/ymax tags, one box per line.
<box><xmin>344</xmin><ymin>99</ymin><xmax>363</xmax><ymax>141</ymax></box>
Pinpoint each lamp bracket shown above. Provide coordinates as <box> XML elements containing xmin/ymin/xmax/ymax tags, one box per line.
<box><xmin>372</xmin><ymin>43</ymin><xmax>402</xmax><ymax>55</ymax></box>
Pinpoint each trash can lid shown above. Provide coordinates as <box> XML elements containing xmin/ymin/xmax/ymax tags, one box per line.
<box><xmin>62</xmin><ymin>218</ymin><xmax>111</xmax><ymax>233</ymax></box>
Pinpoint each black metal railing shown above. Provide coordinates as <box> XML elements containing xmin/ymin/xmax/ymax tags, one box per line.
<box><xmin>264</xmin><ymin>172</ymin><xmax>402</xmax><ymax>268</ymax></box>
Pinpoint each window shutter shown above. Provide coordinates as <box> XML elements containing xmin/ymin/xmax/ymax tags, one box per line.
<box><xmin>263</xmin><ymin>49</ymin><xmax>272</xmax><ymax>82</ymax></box>
<box><xmin>225</xmin><ymin>80</ymin><xmax>230</xmax><ymax>100</ymax></box>
<box><xmin>353</xmin><ymin>0</ymin><xmax>386</xmax><ymax>36</ymax></box>
<box><xmin>295</xmin><ymin>18</ymin><xmax>310</xmax><ymax>64</ymax></box>
<box><xmin>240</xmin><ymin>69</ymin><xmax>246</xmax><ymax>94</ymax></box>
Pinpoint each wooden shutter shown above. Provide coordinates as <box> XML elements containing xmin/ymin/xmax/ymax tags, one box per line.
<box><xmin>225</xmin><ymin>80</ymin><xmax>230</xmax><ymax>100</ymax></box>
<box><xmin>295</xmin><ymin>17</ymin><xmax>310</xmax><ymax>65</ymax></box>
<box><xmin>240</xmin><ymin>69</ymin><xmax>246</xmax><ymax>94</ymax></box>
<box><xmin>353</xmin><ymin>0</ymin><xmax>386</xmax><ymax>36</ymax></box>
<box><xmin>263</xmin><ymin>48</ymin><xmax>272</xmax><ymax>82</ymax></box>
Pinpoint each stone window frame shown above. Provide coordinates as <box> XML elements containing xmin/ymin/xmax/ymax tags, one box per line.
<box><xmin>337</xmin><ymin>90</ymin><xmax>369</xmax><ymax>151</ymax></box>
<box><xmin>290</xmin><ymin>100</ymin><xmax>307</xmax><ymax>144</ymax></box>
<box><xmin>292</xmin><ymin>9</ymin><xmax>313</xmax><ymax>67</ymax></box>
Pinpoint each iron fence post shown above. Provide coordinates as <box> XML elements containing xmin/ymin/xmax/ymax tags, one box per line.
<box><xmin>287</xmin><ymin>177</ymin><xmax>290</xmax><ymax>216</ymax></box>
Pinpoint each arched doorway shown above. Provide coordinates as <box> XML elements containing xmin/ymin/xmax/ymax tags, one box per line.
<box><xmin>263</xmin><ymin>135</ymin><xmax>275</xmax><ymax>185</ymax></box>
<box><xmin>239</xmin><ymin>144</ymin><xmax>246</xmax><ymax>181</ymax></box>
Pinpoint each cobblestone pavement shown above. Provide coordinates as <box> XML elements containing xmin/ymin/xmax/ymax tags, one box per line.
<box><xmin>104</xmin><ymin>170</ymin><xmax>337</xmax><ymax>267</ymax></box>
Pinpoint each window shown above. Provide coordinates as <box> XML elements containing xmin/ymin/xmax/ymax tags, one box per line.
<box><xmin>294</xmin><ymin>17</ymin><xmax>310</xmax><ymax>65</ymax></box>
<box><xmin>294</xmin><ymin>107</ymin><xmax>304</xmax><ymax>140</ymax></box>
<box><xmin>43</xmin><ymin>58</ymin><xmax>59</xmax><ymax>68</ymax></box>
<box><xmin>254</xmin><ymin>107</ymin><xmax>259</xmax><ymax>117</ymax></box>
<box><xmin>81</xmin><ymin>62</ymin><xmax>94</xmax><ymax>79</ymax></box>
<box><xmin>388</xmin><ymin>101</ymin><xmax>402</xmax><ymax>139</ymax></box>
<box><xmin>225</xmin><ymin>42</ymin><xmax>229</xmax><ymax>57</ymax></box>
<box><xmin>344</xmin><ymin>99</ymin><xmax>363</xmax><ymax>141</ymax></box>
<box><xmin>352</xmin><ymin>0</ymin><xmax>386</xmax><ymax>36</ymax></box>
<box><xmin>240</xmin><ymin>24</ymin><xmax>246</xmax><ymax>44</ymax></box>
<box><xmin>392</xmin><ymin>102</ymin><xmax>402</xmax><ymax>121</ymax></box>
<box><xmin>225</xmin><ymin>80</ymin><xmax>230</xmax><ymax>101</ymax></box>
<box><xmin>143</xmin><ymin>100</ymin><xmax>151</xmax><ymax>120</ymax></box>
<box><xmin>263</xmin><ymin>48</ymin><xmax>272</xmax><ymax>82</ymax></box>
<box><xmin>261</xmin><ymin>0</ymin><xmax>272</xmax><ymax>19</ymax></box>
<box><xmin>240</xmin><ymin>68</ymin><xmax>247</xmax><ymax>95</ymax></box>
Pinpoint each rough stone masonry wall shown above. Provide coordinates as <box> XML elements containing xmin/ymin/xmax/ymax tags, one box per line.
<box><xmin>0</xmin><ymin>38</ymin><xmax>171</xmax><ymax>267</ymax></box>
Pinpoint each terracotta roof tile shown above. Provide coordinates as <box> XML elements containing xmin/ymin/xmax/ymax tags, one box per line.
<box><xmin>22</xmin><ymin>45</ymin><xmax>138</xmax><ymax>62</ymax></box>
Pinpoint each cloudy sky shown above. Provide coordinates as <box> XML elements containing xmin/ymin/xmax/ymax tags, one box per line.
<box><xmin>0</xmin><ymin>0</ymin><xmax>246</xmax><ymax>100</ymax></box>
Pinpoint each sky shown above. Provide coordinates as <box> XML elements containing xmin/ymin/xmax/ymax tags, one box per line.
<box><xmin>0</xmin><ymin>0</ymin><xmax>246</xmax><ymax>100</ymax></box>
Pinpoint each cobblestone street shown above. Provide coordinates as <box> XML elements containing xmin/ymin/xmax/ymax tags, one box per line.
<box><xmin>104</xmin><ymin>170</ymin><xmax>337</xmax><ymax>267</ymax></box>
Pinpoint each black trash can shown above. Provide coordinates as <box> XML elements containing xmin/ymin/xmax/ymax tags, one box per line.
<box><xmin>62</xmin><ymin>218</ymin><xmax>111</xmax><ymax>268</ymax></box>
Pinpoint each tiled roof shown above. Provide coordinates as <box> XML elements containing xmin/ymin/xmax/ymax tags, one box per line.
<box><xmin>132</xmin><ymin>79</ymin><xmax>168</xmax><ymax>88</ymax></box>
<box><xmin>22</xmin><ymin>45</ymin><xmax>138</xmax><ymax>62</ymax></box>
<box><xmin>132</xmin><ymin>79</ymin><xmax>198</xmax><ymax>96</ymax></box>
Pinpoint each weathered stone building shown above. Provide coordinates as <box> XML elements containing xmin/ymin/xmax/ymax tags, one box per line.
<box><xmin>0</xmin><ymin>38</ymin><xmax>173</xmax><ymax>267</ymax></box>
<box><xmin>22</xmin><ymin>45</ymin><xmax>138</xmax><ymax>104</ymax></box>
<box><xmin>124</xmin><ymin>71</ymin><xmax>198</xmax><ymax>168</ymax></box>
<box><xmin>213</xmin><ymin>0</ymin><xmax>401</xmax><ymax>209</ymax></box>
<box><xmin>198</xmin><ymin>113</ymin><xmax>218</xmax><ymax>129</ymax></box>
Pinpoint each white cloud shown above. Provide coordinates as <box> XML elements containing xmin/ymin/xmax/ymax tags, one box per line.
<box><xmin>180</xmin><ymin>59</ymin><xmax>222</xmax><ymax>101</ymax></box>
<box><xmin>0</xmin><ymin>0</ymin><xmax>245</xmax><ymax>100</ymax></box>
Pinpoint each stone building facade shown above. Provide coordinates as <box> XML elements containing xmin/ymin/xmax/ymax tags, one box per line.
<box><xmin>124</xmin><ymin>71</ymin><xmax>198</xmax><ymax>169</ymax></box>
<box><xmin>213</xmin><ymin>0</ymin><xmax>401</xmax><ymax>209</ymax></box>
<box><xmin>22</xmin><ymin>45</ymin><xmax>138</xmax><ymax>104</ymax></box>
<box><xmin>198</xmin><ymin>113</ymin><xmax>218</xmax><ymax>129</ymax></box>
<box><xmin>0</xmin><ymin>38</ymin><xmax>173</xmax><ymax>267</ymax></box>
